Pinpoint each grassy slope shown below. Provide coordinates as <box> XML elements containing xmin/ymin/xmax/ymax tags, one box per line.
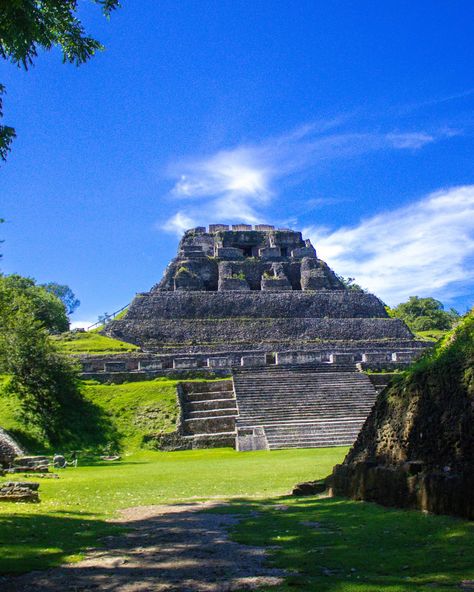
<box><xmin>414</xmin><ymin>329</ymin><xmax>449</xmax><ymax>342</ymax></box>
<box><xmin>0</xmin><ymin>378</ymin><xmax>199</xmax><ymax>453</ymax></box>
<box><xmin>53</xmin><ymin>331</ymin><xmax>139</xmax><ymax>354</ymax></box>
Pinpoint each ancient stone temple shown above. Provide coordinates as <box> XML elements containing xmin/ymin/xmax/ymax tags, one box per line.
<box><xmin>88</xmin><ymin>224</ymin><xmax>427</xmax><ymax>451</ymax></box>
<box><xmin>105</xmin><ymin>224</ymin><xmax>422</xmax><ymax>366</ymax></box>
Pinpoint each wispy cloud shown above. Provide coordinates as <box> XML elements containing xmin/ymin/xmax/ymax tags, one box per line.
<box><xmin>161</xmin><ymin>123</ymin><xmax>455</xmax><ymax>234</ymax></box>
<box><xmin>386</xmin><ymin>132</ymin><xmax>435</xmax><ymax>149</ymax></box>
<box><xmin>305</xmin><ymin>185</ymin><xmax>474</xmax><ymax>306</ymax></box>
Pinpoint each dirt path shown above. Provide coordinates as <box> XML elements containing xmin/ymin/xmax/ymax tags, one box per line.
<box><xmin>0</xmin><ymin>502</ymin><xmax>285</xmax><ymax>591</ymax></box>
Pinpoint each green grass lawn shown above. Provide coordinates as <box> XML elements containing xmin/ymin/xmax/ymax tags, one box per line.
<box><xmin>225</xmin><ymin>495</ymin><xmax>474</xmax><ymax>591</ymax></box>
<box><xmin>1</xmin><ymin>447</ymin><xmax>474</xmax><ymax>591</ymax></box>
<box><xmin>53</xmin><ymin>331</ymin><xmax>139</xmax><ymax>354</ymax></box>
<box><xmin>0</xmin><ymin>447</ymin><xmax>342</xmax><ymax>574</ymax></box>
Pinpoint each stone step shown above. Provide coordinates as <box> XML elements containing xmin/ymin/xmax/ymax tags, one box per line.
<box><xmin>186</xmin><ymin>398</ymin><xmax>237</xmax><ymax>411</ymax></box>
<box><xmin>187</xmin><ymin>408</ymin><xmax>238</xmax><ymax>418</ymax></box>
<box><xmin>185</xmin><ymin>391</ymin><xmax>236</xmax><ymax>402</ymax></box>
<box><xmin>183</xmin><ymin>416</ymin><xmax>237</xmax><ymax>435</ymax></box>
<box><xmin>232</xmin><ymin>366</ymin><xmax>376</xmax><ymax>449</ymax></box>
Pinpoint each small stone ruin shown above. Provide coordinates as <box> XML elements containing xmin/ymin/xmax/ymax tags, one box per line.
<box><xmin>0</xmin><ymin>481</ymin><xmax>40</xmax><ymax>503</ymax></box>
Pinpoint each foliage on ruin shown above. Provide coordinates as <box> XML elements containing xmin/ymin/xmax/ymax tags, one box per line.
<box><xmin>388</xmin><ymin>296</ymin><xmax>460</xmax><ymax>332</ymax></box>
<box><xmin>346</xmin><ymin>309</ymin><xmax>473</xmax><ymax>470</ymax></box>
<box><xmin>336</xmin><ymin>275</ymin><xmax>367</xmax><ymax>292</ymax></box>
<box><xmin>0</xmin><ymin>0</ymin><xmax>120</xmax><ymax>161</ymax></box>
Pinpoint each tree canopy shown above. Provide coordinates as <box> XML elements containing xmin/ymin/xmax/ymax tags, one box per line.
<box><xmin>389</xmin><ymin>296</ymin><xmax>460</xmax><ymax>332</ymax></box>
<box><xmin>0</xmin><ymin>274</ymin><xmax>69</xmax><ymax>332</ymax></box>
<box><xmin>0</xmin><ymin>0</ymin><xmax>120</xmax><ymax>161</ymax></box>
<box><xmin>42</xmin><ymin>282</ymin><xmax>80</xmax><ymax>315</ymax></box>
<box><xmin>0</xmin><ymin>275</ymin><xmax>80</xmax><ymax>441</ymax></box>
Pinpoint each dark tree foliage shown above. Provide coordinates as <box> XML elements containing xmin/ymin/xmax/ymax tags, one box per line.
<box><xmin>390</xmin><ymin>296</ymin><xmax>460</xmax><ymax>332</ymax></box>
<box><xmin>0</xmin><ymin>0</ymin><xmax>120</xmax><ymax>161</ymax></box>
<box><xmin>1</xmin><ymin>274</ymin><xmax>69</xmax><ymax>332</ymax></box>
<box><xmin>337</xmin><ymin>275</ymin><xmax>366</xmax><ymax>292</ymax></box>
<box><xmin>0</xmin><ymin>278</ymin><xmax>81</xmax><ymax>441</ymax></box>
<box><xmin>42</xmin><ymin>282</ymin><xmax>80</xmax><ymax>315</ymax></box>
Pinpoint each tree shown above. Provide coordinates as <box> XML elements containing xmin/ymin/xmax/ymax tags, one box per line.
<box><xmin>0</xmin><ymin>0</ymin><xmax>120</xmax><ymax>161</ymax></box>
<box><xmin>0</xmin><ymin>278</ymin><xmax>80</xmax><ymax>441</ymax></box>
<box><xmin>337</xmin><ymin>275</ymin><xmax>366</xmax><ymax>292</ymax></box>
<box><xmin>389</xmin><ymin>296</ymin><xmax>460</xmax><ymax>332</ymax></box>
<box><xmin>0</xmin><ymin>274</ymin><xmax>69</xmax><ymax>332</ymax></box>
<box><xmin>42</xmin><ymin>282</ymin><xmax>80</xmax><ymax>315</ymax></box>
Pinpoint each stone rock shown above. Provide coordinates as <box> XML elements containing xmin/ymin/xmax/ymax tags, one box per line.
<box><xmin>292</xmin><ymin>479</ymin><xmax>327</xmax><ymax>496</ymax></box>
<box><xmin>0</xmin><ymin>482</ymin><xmax>40</xmax><ymax>503</ymax></box>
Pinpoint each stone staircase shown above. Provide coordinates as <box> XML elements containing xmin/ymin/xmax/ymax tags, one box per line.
<box><xmin>179</xmin><ymin>381</ymin><xmax>237</xmax><ymax>447</ymax></box>
<box><xmin>233</xmin><ymin>364</ymin><xmax>377</xmax><ymax>450</ymax></box>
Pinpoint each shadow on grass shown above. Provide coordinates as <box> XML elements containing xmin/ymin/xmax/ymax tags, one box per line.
<box><xmin>0</xmin><ymin>512</ymin><xmax>122</xmax><ymax>576</ymax></box>
<box><xmin>208</xmin><ymin>495</ymin><xmax>474</xmax><ymax>591</ymax></box>
<box><xmin>1</xmin><ymin>495</ymin><xmax>473</xmax><ymax>591</ymax></box>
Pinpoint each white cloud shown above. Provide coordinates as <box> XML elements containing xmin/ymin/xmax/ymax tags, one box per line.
<box><xmin>161</xmin><ymin>123</ymin><xmax>453</xmax><ymax>232</ymax></box>
<box><xmin>161</xmin><ymin>211</ymin><xmax>197</xmax><ymax>236</ymax></box>
<box><xmin>386</xmin><ymin>132</ymin><xmax>435</xmax><ymax>149</ymax></box>
<box><xmin>305</xmin><ymin>185</ymin><xmax>474</xmax><ymax>306</ymax></box>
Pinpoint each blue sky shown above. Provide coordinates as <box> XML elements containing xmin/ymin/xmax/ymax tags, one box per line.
<box><xmin>1</xmin><ymin>0</ymin><xmax>474</xmax><ymax>326</ymax></box>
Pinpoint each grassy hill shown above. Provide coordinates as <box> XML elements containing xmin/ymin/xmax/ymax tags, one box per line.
<box><xmin>0</xmin><ymin>377</ymin><xmax>223</xmax><ymax>454</ymax></box>
<box><xmin>53</xmin><ymin>331</ymin><xmax>139</xmax><ymax>354</ymax></box>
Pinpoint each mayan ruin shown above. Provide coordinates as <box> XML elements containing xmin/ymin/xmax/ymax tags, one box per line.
<box><xmin>2</xmin><ymin>2</ymin><xmax>474</xmax><ymax>588</ymax></box>
<box><xmin>73</xmin><ymin>224</ymin><xmax>427</xmax><ymax>452</ymax></box>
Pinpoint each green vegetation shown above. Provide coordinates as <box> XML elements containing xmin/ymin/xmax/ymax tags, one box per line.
<box><xmin>0</xmin><ymin>276</ymin><xmax>81</xmax><ymax>441</ymax></box>
<box><xmin>415</xmin><ymin>329</ymin><xmax>448</xmax><ymax>342</ymax></box>
<box><xmin>1</xmin><ymin>447</ymin><xmax>474</xmax><ymax>590</ymax></box>
<box><xmin>226</xmin><ymin>494</ymin><xmax>474</xmax><ymax>591</ymax></box>
<box><xmin>42</xmin><ymin>282</ymin><xmax>80</xmax><ymax>315</ymax></box>
<box><xmin>403</xmin><ymin>308</ymin><xmax>473</xmax><ymax>377</ymax></box>
<box><xmin>0</xmin><ymin>274</ymin><xmax>69</xmax><ymax>333</ymax></box>
<box><xmin>231</xmin><ymin>271</ymin><xmax>246</xmax><ymax>280</ymax></box>
<box><xmin>82</xmin><ymin>379</ymin><xmax>180</xmax><ymax>450</ymax></box>
<box><xmin>0</xmin><ymin>447</ymin><xmax>344</xmax><ymax>574</ymax></box>
<box><xmin>0</xmin><ymin>377</ymin><xmax>190</xmax><ymax>453</ymax></box>
<box><xmin>389</xmin><ymin>295</ymin><xmax>460</xmax><ymax>332</ymax></box>
<box><xmin>53</xmin><ymin>331</ymin><xmax>139</xmax><ymax>354</ymax></box>
<box><xmin>336</xmin><ymin>275</ymin><xmax>366</xmax><ymax>292</ymax></box>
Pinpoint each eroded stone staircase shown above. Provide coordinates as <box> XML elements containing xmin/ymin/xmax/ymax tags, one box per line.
<box><xmin>179</xmin><ymin>381</ymin><xmax>237</xmax><ymax>447</ymax></box>
<box><xmin>233</xmin><ymin>364</ymin><xmax>377</xmax><ymax>450</ymax></box>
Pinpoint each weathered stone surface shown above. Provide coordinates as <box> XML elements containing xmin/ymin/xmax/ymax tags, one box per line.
<box><xmin>0</xmin><ymin>482</ymin><xmax>40</xmax><ymax>503</ymax></box>
<box><xmin>0</xmin><ymin>428</ymin><xmax>24</xmax><ymax>466</ymax></box>
<box><xmin>292</xmin><ymin>479</ymin><xmax>326</xmax><ymax>496</ymax></box>
<box><xmin>100</xmin><ymin>224</ymin><xmax>424</xmax><ymax>367</ymax></box>
<box><xmin>329</xmin><ymin>312</ymin><xmax>474</xmax><ymax>519</ymax></box>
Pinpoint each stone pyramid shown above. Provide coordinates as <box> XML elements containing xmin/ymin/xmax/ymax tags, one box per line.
<box><xmin>104</xmin><ymin>224</ymin><xmax>423</xmax><ymax>368</ymax></box>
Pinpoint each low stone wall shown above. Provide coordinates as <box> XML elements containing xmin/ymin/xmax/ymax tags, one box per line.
<box><xmin>108</xmin><ymin>290</ymin><xmax>389</xmax><ymax>322</ymax></box>
<box><xmin>107</xmin><ymin>317</ymin><xmax>413</xmax><ymax>349</ymax></box>
<box><xmin>330</xmin><ymin>461</ymin><xmax>474</xmax><ymax>520</ymax></box>
<box><xmin>77</xmin><ymin>345</ymin><xmax>425</xmax><ymax>377</ymax></box>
